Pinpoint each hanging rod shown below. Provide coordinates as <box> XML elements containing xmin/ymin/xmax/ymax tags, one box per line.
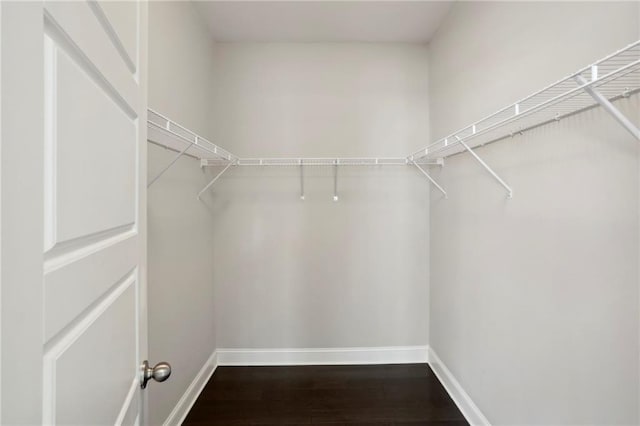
<box><xmin>409</xmin><ymin>39</ymin><xmax>640</xmax><ymax>161</ymax></box>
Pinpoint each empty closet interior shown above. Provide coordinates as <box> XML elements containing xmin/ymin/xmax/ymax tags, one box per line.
<box><xmin>146</xmin><ymin>2</ymin><xmax>640</xmax><ymax>425</ymax></box>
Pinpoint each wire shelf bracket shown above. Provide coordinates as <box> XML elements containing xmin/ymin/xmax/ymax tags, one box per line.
<box><xmin>575</xmin><ymin>72</ymin><xmax>640</xmax><ymax>140</ymax></box>
<box><xmin>197</xmin><ymin>161</ymin><xmax>236</xmax><ymax>200</ymax></box>
<box><xmin>333</xmin><ymin>160</ymin><xmax>339</xmax><ymax>201</ymax></box>
<box><xmin>411</xmin><ymin>160</ymin><xmax>447</xmax><ymax>198</ymax></box>
<box><xmin>300</xmin><ymin>160</ymin><xmax>305</xmax><ymax>200</ymax></box>
<box><xmin>148</xmin><ymin>140</ymin><xmax>194</xmax><ymax>188</ymax></box>
<box><xmin>456</xmin><ymin>136</ymin><xmax>513</xmax><ymax>198</ymax></box>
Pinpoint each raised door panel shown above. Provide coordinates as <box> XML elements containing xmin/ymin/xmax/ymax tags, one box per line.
<box><xmin>44</xmin><ymin>1</ymin><xmax>138</xmax><ymax>111</ymax></box>
<box><xmin>43</xmin><ymin>234</ymin><xmax>137</xmax><ymax>342</ymax></box>
<box><xmin>44</xmin><ymin>279</ymin><xmax>138</xmax><ymax>425</ymax></box>
<box><xmin>45</xmin><ymin>34</ymin><xmax>137</xmax><ymax>248</ymax></box>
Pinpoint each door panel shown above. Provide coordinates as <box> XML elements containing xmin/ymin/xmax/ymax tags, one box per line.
<box><xmin>44</xmin><ymin>235</ymin><xmax>137</xmax><ymax>342</ymax></box>
<box><xmin>1</xmin><ymin>1</ymin><xmax>148</xmax><ymax>424</ymax></box>
<box><xmin>44</xmin><ymin>279</ymin><xmax>137</xmax><ymax>425</ymax></box>
<box><xmin>44</xmin><ymin>1</ymin><xmax>139</xmax><ymax>113</ymax></box>
<box><xmin>48</xmin><ymin>37</ymin><xmax>136</xmax><ymax>244</ymax></box>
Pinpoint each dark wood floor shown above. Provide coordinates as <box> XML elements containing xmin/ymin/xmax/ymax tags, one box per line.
<box><xmin>183</xmin><ymin>363</ymin><xmax>468</xmax><ymax>425</ymax></box>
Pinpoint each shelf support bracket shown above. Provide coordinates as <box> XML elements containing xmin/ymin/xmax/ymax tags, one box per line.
<box><xmin>575</xmin><ymin>75</ymin><xmax>640</xmax><ymax>141</ymax></box>
<box><xmin>456</xmin><ymin>136</ymin><xmax>513</xmax><ymax>198</ymax></box>
<box><xmin>197</xmin><ymin>161</ymin><xmax>234</xmax><ymax>200</ymax></box>
<box><xmin>300</xmin><ymin>160</ymin><xmax>305</xmax><ymax>200</ymax></box>
<box><xmin>411</xmin><ymin>160</ymin><xmax>447</xmax><ymax>198</ymax></box>
<box><xmin>333</xmin><ymin>160</ymin><xmax>339</xmax><ymax>201</ymax></box>
<box><xmin>147</xmin><ymin>142</ymin><xmax>194</xmax><ymax>187</ymax></box>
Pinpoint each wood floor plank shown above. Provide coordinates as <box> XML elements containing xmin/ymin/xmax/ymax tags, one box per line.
<box><xmin>182</xmin><ymin>364</ymin><xmax>468</xmax><ymax>426</ymax></box>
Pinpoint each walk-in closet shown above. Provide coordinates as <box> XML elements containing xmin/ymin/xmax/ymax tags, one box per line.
<box><xmin>1</xmin><ymin>1</ymin><xmax>639</xmax><ymax>425</ymax></box>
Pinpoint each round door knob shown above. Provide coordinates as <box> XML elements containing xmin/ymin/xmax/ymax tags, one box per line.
<box><xmin>140</xmin><ymin>360</ymin><xmax>172</xmax><ymax>389</ymax></box>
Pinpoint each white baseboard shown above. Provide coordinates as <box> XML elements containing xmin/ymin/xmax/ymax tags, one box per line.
<box><xmin>163</xmin><ymin>350</ymin><xmax>218</xmax><ymax>426</ymax></box>
<box><xmin>427</xmin><ymin>347</ymin><xmax>491</xmax><ymax>426</ymax></box>
<box><xmin>217</xmin><ymin>346</ymin><xmax>429</xmax><ymax>366</ymax></box>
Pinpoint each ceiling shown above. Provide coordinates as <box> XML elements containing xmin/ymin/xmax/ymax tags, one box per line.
<box><xmin>193</xmin><ymin>1</ymin><xmax>454</xmax><ymax>43</ymax></box>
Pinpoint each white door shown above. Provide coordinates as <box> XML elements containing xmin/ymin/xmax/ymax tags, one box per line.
<box><xmin>1</xmin><ymin>1</ymin><xmax>152</xmax><ymax>424</ymax></box>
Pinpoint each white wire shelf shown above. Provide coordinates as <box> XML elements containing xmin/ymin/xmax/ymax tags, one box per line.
<box><xmin>148</xmin><ymin>41</ymin><xmax>640</xmax><ymax>195</ymax></box>
<box><xmin>200</xmin><ymin>157</ymin><xmax>442</xmax><ymax>167</ymax></box>
<box><xmin>147</xmin><ymin>109</ymin><xmax>442</xmax><ymax>189</ymax></box>
<box><xmin>147</xmin><ymin>109</ymin><xmax>238</xmax><ymax>162</ymax></box>
<box><xmin>147</xmin><ymin>110</ymin><xmax>439</xmax><ymax>167</ymax></box>
<box><xmin>410</xmin><ymin>39</ymin><xmax>640</xmax><ymax>160</ymax></box>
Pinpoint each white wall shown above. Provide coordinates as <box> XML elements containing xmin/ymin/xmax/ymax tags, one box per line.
<box><xmin>147</xmin><ymin>2</ymin><xmax>217</xmax><ymax>424</ymax></box>
<box><xmin>209</xmin><ymin>43</ymin><xmax>430</xmax><ymax>350</ymax></box>
<box><xmin>428</xmin><ymin>2</ymin><xmax>640</xmax><ymax>424</ymax></box>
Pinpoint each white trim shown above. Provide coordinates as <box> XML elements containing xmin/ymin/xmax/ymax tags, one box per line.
<box><xmin>0</xmin><ymin>3</ymin><xmax>3</xmax><ymax>421</ymax></box>
<box><xmin>163</xmin><ymin>351</ymin><xmax>218</xmax><ymax>426</ymax></box>
<box><xmin>0</xmin><ymin>2</ymin><xmax>3</xmax><ymax>419</ymax></box>
<box><xmin>427</xmin><ymin>347</ymin><xmax>491</xmax><ymax>426</ymax></box>
<box><xmin>114</xmin><ymin>378</ymin><xmax>138</xmax><ymax>426</ymax></box>
<box><xmin>216</xmin><ymin>346</ymin><xmax>429</xmax><ymax>366</ymax></box>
